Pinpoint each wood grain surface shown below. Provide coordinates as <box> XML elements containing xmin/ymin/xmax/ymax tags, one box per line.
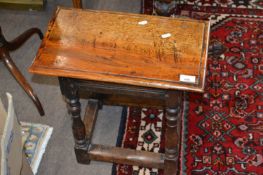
<box><xmin>29</xmin><ymin>7</ymin><xmax>210</xmax><ymax>92</ymax></box>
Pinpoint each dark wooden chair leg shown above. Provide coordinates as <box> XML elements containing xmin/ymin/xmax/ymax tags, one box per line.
<box><xmin>164</xmin><ymin>91</ymin><xmax>182</xmax><ymax>175</ymax></box>
<box><xmin>0</xmin><ymin>50</ymin><xmax>44</xmax><ymax>116</ymax></box>
<box><xmin>58</xmin><ymin>77</ymin><xmax>90</xmax><ymax>164</ymax></box>
<box><xmin>0</xmin><ymin>27</ymin><xmax>44</xmax><ymax>116</ymax></box>
<box><xmin>5</xmin><ymin>28</ymin><xmax>43</xmax><ymax>51</ymax></box>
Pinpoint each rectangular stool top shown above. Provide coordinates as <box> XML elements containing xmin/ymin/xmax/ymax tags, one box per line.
<box><xmin>29</xmin><ymin>7</ymin><xmax>210</xmax><ymax>92</ymax></box>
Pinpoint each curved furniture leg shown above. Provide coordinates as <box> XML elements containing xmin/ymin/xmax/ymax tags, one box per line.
<box><xmin>0</xmin><ymin>49</ymin><xmax>44</xmax><ymax>116</ymax></box>
<box><xmin>0</xmin><ymin>26</ymin><xmax>44</xmax><ymax>116</ymax></box>
<box><xmin>6</xmin><ymin>28</ymin><xmax>43</xmax><ymax>51</ymax></box>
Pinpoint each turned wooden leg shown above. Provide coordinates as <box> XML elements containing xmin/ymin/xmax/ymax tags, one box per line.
<box><xmin>164</xmin><ymin>91</ymin><xmax>182</xmax><ymax>175</ymax></box>
<box><xmin>72</xmin><ymin>0</ymin><xmax>82</xmax><ymax>8</ymax></box>
<box><xmin>154</xmin><ymin>0</ymin><xmax>177</xmax><ymax>16</ymax></box>
<box><xmin>0</xmin><ymin>27</ymin><xmax>44</xmax><ymax>116</ymax></box>
<box><xmin>58</xmin><ymin>77</ymin><xmax>90</xmax><ymax>164</ymax></box>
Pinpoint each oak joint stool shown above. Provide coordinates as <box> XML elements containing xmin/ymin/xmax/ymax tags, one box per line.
<box><xmin>29</xmin><ymin>7</ymin><xmax>210</xmax><ymax>175</ymax></box>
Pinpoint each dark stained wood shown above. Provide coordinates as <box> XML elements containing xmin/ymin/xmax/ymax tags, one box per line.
<box><xmin>83</xmin><ymin>99</ymin><xmax>99</xmax><ymax>145</ymax></box>
<box><xmin>77</xmin><ymin>79</ymin><xmax>166</xmax><ymax>99</ymax></box>
<box><xmin>80</xmin><ymin>91</ymin><xmax>165</xmax><ymax>108</ymax></box>
<box><xmin>58</xmin><ymin>77</ymin><xmax>185</xmax><ymax>173</ymax></box>
<box><xmin>58</xmin><ymin>77</ymin><xmax>86</xmax><ymax>144</ymax></box>
<box><xmin>72</xmin><ymin>0</ymin><xmax>82</xmax><ymax>8</ymax></box>
<box><xmin>164</xmin><ymin>91</ymin><xmax>182</xmax><ymax>175</ymax></box>
<box><xmin>77</xmin><ymin>79</ymin><xmax>166</xmax><ymax>108</ymax></box>
<box><xmin>99</xmin><ymin>94</ymin><xmax>165</xmax><ymax>108</ymax></box>
<box><xmin>88</xmin><ymin>144</ymin><xmax>165</xmax><ymax>169</ymax></box>
<box><xmin>29</xmin><ymin>7</ymin><xmax>210</xmax><ymax>92</ymax></box>
<box><xmin>0</xmin><ymin>27</ymin><xmax>44</xmax><ymax>116</ymax></box>
<box><xmin>58</xmin><ymin>77</ymin><xmax>90</xmax><ymax>163</ymax></box>
<box><xmin>6</xmin><ymin>28</ymin><xmax>43</xmax><ymax>51</ymax></box>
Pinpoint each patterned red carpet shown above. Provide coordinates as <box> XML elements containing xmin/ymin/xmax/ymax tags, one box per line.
<box><xmin>112</xmin><ymin>1</ymin><xmax>263</xmax><ymax>175</ymax></box>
